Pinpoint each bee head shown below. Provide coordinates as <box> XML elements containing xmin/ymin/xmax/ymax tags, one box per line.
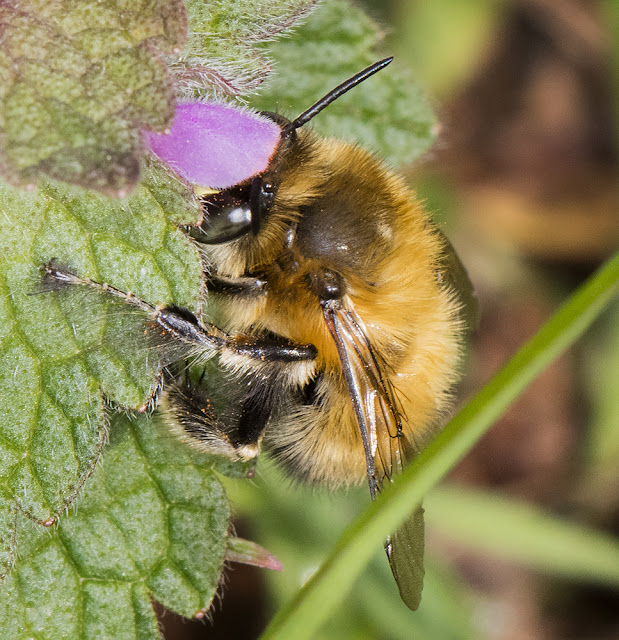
<box><xmin>190</xmin><ymin>58</ymin><xmax>393</xmax><ymax>247</ymax></box>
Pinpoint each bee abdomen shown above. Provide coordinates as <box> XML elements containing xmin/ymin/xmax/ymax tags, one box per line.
<box><xmin>266</xmin><ymin>373</ymin><xmax>367</xmax><ymax>486</ymax></box>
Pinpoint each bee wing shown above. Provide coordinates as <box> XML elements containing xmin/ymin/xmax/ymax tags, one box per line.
<box><xmin>323</xmin><ymin>303</ymin><xmax>425</xmax><ymax>611</ymax></box>
<box><xmin>438</xmin><ymin>231</ymin><xmax>480</xmax><ymax>332</ymax></box>
<box><xmin>385</xmin><ymin>504</ymin><xmax>425</xmax><ymax>611</ymax></box>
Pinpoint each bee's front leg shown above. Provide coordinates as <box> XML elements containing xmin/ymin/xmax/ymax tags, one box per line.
<box><xmin>203</xmin><ymin>272</ymin><xmax>269</xmax><ymax>330</ymax></box>
<box><xmin>204</xmin><ymin>273</ymin><xmax>266</xmax><ymax>298</ymax></box>
<box><xmin>40</xmin><ymin>260</ymin><xmax>316</xmax><ymax>366</ymax></box>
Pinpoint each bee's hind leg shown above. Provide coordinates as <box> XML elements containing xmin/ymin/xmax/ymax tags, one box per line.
<box><xmin>161</xmin><ymin>360</ymin><xmax>299</xmax><ymax>462</ymax></box>
<box><xmin>160</xmin><ymin>368</ymin><xmax>266</xmax><ymax>461</ymax></box>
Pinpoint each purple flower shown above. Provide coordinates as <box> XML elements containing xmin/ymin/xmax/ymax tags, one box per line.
<box><xmin>145</xmin><ymin>101</ymin><xmax>281</xmax><ymax>188</ymax></box>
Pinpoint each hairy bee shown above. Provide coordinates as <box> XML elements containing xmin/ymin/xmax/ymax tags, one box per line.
<box><xmin>43</xmin><ymin>59</ymin><xmax>477</xmax><ymax>611</ymax></box>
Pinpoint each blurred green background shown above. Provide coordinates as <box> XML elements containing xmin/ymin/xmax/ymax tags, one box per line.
<box><xmin>160</xmin><ymin>1</ymin><xmax>618</xmax><ymax>638</ymax></box>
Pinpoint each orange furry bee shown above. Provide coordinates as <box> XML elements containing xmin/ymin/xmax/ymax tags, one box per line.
<box><xmin>43</xmin><ymin>59</ymin><xmax>477</xmax><ymax>610</ymax></box>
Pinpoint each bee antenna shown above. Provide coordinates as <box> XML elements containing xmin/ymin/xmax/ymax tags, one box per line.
<box><xmin>283</xmin><ymin>57</ymin><xmax>393</xmax><ymax>135</ymax></box>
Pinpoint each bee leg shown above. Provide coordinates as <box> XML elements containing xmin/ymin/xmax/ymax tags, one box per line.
<box><xmin>162</xmin><ymin>364</ymin><xmax>295</xmax><ymax>461</ymax></box>
<box><xmin>40</xmin><ymin>261</ymin><xmax>316</xmax><ymax>457</ymax></box>
<box><xmin>162</xmin><ymin>371</ymin><xmax>263</xmax><ymax>461</ymax></box>
<box><xmin>221</xmin><ymin>333</ymin><xmax>316</xmax><ymax>362</ymax></box>
<box><xmin>235</xmin><ymin>374</ymin><xmax>291</xmax><ymax>454</ymax></box>
<box><xmin>153</xmin><ymin>305</ymin><xmax>318</xmax><ymax>371</ymax></box>
<box><xmin>41</xmin><ymin>261</ymin><xmax>316</xmax><ymax>365</ymax></box>
<box><xmin>204</xmin><ymin>273</ymin><xmax>266</xmax><ymax>298</ymax></box>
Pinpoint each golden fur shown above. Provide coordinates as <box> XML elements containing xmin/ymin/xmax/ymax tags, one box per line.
<box><xmin>200</xmin><ymin>130</ymin><xmax>464</xmax><ymax>486</ymax></box>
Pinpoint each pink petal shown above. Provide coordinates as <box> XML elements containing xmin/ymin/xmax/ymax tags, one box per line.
<box><xmin>225</xmin><ymin>537</ymin><xmax>283</xmax><ymax>571</ymax></box>
<box><xmin>145</xmin><ymin>101</ymin><xmax>281</xmax><ymax>188</ymax></box>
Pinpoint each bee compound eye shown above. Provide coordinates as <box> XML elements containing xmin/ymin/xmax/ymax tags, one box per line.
<box><xmin>189</xmin><ymin>189</ymin><xmax>254</xmax><ymax>244</ymax></box>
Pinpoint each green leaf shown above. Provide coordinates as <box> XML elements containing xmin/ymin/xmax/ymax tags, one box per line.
<box><xmin>175</xmin><ymin>0</ymin><xmax>319</xmax><ymax>98</ymax></box>
<box><xmin>0</xmin><ymin>412</ymin><xmax>231</xmax><ymax>640</ymax></box>
<box><xmin>0</xmin><ymin>159</ymin><xmax>202</xmax><ymax>525</ymax></box>
<box><xmin>250</xmin><ymin>0</ymin><xmax>437</xmax><ymax>165</ymax></box>
<box><xmin>259</xmin><ymin>252</ymin><xmax>619</xmax><ymax>640</ymax></box>
<box><xmin>0</xmin><ymin>0</ymin><xmax>186</xmax><ymax>195</ymax></box>
<box><xmin>425</xmin><ymin>485</ymin><xmax>619</xmax><ymax>587</ymax></box>
<box><xmin>0</xmin><ymin>490</ymin><xmax>17</xmax><ymax>578</ymax></box>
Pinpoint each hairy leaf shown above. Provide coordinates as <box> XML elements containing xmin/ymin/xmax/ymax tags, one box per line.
<box><xmin>0</xmin><ymin>159</ymin><xmax>202</xmax><ymax>526</ymax></box>
<box><xmin>0</xmin><ymin>0</ymin><xmax>186</xmax><ymax>195</ymax></box>
<box><xmin>174</xmin><ymin>0</ymin><xmax>319</xmax><ymax>98</ymax></box>
<box><xmin>0</xmin><ymin>412</ymin><xmax>231</xmax><ymax>640</ymax></box>
<box><xmin>250</xmin><ymin>0</ymin><xmax>437</xmax><ymax>165</ymax></box>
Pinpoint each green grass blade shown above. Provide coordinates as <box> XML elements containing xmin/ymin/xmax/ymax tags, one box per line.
<box><xmin>260</xmin><ymin>251</ymin><xmax>619</xmax><ymax>640</ymax></box>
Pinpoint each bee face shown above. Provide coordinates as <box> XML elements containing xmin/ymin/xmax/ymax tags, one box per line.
<box><xmin>200</xmin><ymin>132</ymin><xmax>406</xmax><ymax>289</ymax></box>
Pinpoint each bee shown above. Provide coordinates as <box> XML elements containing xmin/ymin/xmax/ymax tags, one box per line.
<box><xmin>42</xmin><ymin>58</ymin><xmax>477</xmax><ymax>611</ymax></box>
